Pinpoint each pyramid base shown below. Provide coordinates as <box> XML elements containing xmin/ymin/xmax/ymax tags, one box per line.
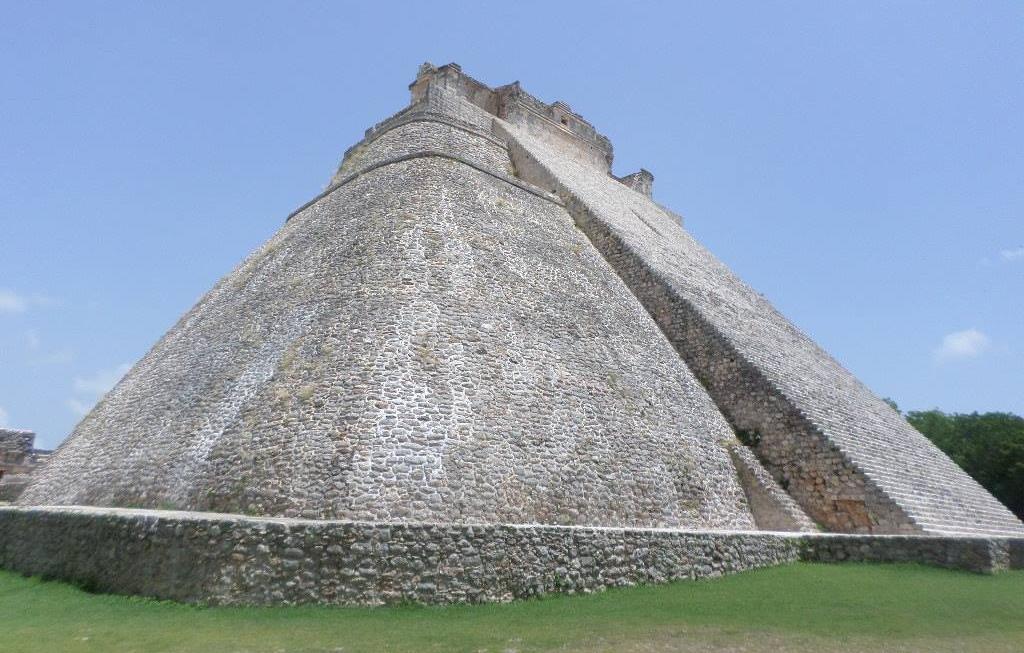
<box><xmin>0</xmin><ymin>506</ymin><xmax>1020</xmax><ymax>606</ymax></box>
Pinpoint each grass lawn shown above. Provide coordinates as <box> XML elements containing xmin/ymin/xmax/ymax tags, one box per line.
<box><xmin>2</xmin><ymin>563</ymin><xmax>1023</xmax><ymax>652</ymax></box>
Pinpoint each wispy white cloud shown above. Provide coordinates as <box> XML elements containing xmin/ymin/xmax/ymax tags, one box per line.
<box><xmin>0</xmin><ymin>406</ymin><xmax>8</xmax><ymax>427</ymax></box>
<box><xmin>0</xmin><ymin>290</ymin><xmax>27</xmax><ymax>313</ymax></box>
<box><xmin>0</xmin><ymin>290</ymin><xmax>58</xmax><ymax>314</ymax></box>
<box><xmin>66</xmin><ymin>398</ymin><xmax>94</xmax><ymax>417</ymax></box>
<box><xmin>67</xmin><ymin>363</ymin><xmax>132</xmax><ymax>417</ymax></box>
<box><xmin>1000</xmin><ymin>246</ymin><xmax>1024</xmax><ymax>263</ymax></box>
<box><xmin>979</xmin><ymin>246</ymin><xmax>1024</xmax><ymax>267</ymax></box>
<box><xmin>24</xmin><ymin>332</ymin><xmax>74</xmax><ymax>365</ymax></box>
<box><xmin>73</xmin><ymin>363</ymin><xmax>132</xmax><ymax>396</ymax></box>
<box><xmin>36</xmin><ymin>348</ymin><xmax>75</xmax><ymax>365</ymax></box>
<box><xmin>933</xmin><ymin>328</ymin><xmax>991</xmax><ymax>362</ymax></box>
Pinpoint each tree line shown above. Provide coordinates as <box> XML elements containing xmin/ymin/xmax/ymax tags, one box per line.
<box><xmin>888</xmin><ymin>401</ymin><xmax>1024</xmax><ymax>520</ymax></box>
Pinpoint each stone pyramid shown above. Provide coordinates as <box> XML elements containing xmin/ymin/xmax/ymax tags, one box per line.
<box><xmin>20</xmin><ymin>63</ymin><xmax>1023</xmax><ymax>538</ymax></box>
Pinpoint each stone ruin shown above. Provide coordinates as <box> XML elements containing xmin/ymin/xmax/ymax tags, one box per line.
<box><xmin>1</xmin><ymin>63</ymin><xmax>1021</xmax><ymax>605</ymax></box>
<box><xmin>0</xmin><ymin>429</ymin><xmax>50</xmax><ymax>502</ymax></box>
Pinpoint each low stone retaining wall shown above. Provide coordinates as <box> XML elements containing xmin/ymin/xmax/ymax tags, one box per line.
<box><xmin>799</xmin><ymin>533</ymin><xmax>1017</xmax><ymax>573</ymax></box>
<box><xmin>0</xmin><ymin>482</ymin><xmax>29</xmax><ymax>502</ymax></box>
<box><xmin>1009</xmin><ymin>539</ymin><xmax>1024</xmax><ymax>569</ymax></box>
<box><xmin>0</xmin><ymin>506</ymin><xmax>1019</xmax><ymax>606</ymax></box>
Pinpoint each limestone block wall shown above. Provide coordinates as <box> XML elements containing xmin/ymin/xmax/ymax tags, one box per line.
<box><xmin>573</xmin><ymin>239</ymin><xmax>917</xmax><ymax>534</ymax></box>
<box><xmin>498</xmin><ymin>93</ymin><xmax>612</xmax><ymax>171</ymax></box>
<box><xmin>498</xmin><ymin>120</ymin><xmax>1024</xmax><ymax>537</ymax></box>
<box><xmin>727</xmin><ymin>444</ymin><xmax>817</xmax><ymax>532</ymax></box>
<box><xmin>0</xmin><ymin>429</ymin><xmax>34</xmax><ymax>466</ymax></box>
<box><xmin>0</xmin><ymin>429</ymin><xmax>46</xmax><ymax>502</ymax></box>
<box><xmin>0</xmin><ymin>481</ymin><xmax>31</xmax><ymax>502</ymax></box>
<box><xmin>800</xmin><ymin>534</ymin><xmax>1018</xmax><ymax>573</ymax></box>
<box><xmin>0</xmin><ymin>507</ymin><xmax>797</xmax><ymax>605</ymax></box>
<box><xmin>1012</xmin><ymin>540</ymin><xmax>1024</xmax><ymax>569</ymax></box>
<box><xmin>616</xmin><ymin>170</ymin><xmax>654</xmax><ymax>197</ymax></box>
<box><xmin>19</xmin><ymin>62</ymin><xmax>1022</xmax><ymax>540</ymax></box>
<box><xmin>1</xmin><ymin>507</ymin><xmax>1019</xmax><ymax>606</ymax></box>
<box><xmin>330</xmin><ymin>116</ymin><xmax>513</xmax><ymax>186</ymax></box>
<box><xmin>19</xmin><ymin>91</ymin><xmax>756</xmax><ymax>531</ymax></box>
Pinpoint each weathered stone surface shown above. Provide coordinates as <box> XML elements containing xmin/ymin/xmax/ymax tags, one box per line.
<box><xmin>0</xmin><ymin>507</ymin><xmax>796</xmax><ymax>605</ymax></box>
<box><xmin>728</xmin><ymin>443</ymin><xmax>817</xmax><ymax>532</ymax></box>
<box><xmin>1</xmin><ymin>506</ymin><xmax>1018</xmax><ymax>606</ymax></box>
<box><xmin>0</xmin><ymin>429</ymin><xmax>49</xmax><ymax>502</ymax></box>
<box><xmin>14</xmin><ymin>60</ymin><xmax>1024</xmax><ymax>558</ymax></box>
<box><xmin>17</xmin><ymin>67</ymin><xmax>755</xmax><ymax>531</ymax></box>
<box><xmin>495</xmin><ymin>115</ymin><xmax>1024</xmax><ymax>537</ymax></box>
<box><xmin>798</xmin><ymin>533</ymin><xmax>1017</xmax><ymax>573</ymax></box>
<box><xmin>1010</xmin><ymin>539</ymin><xmax>1024</xmax><ymax>569</ymax></box>
<box><xmin>615</xmin><ymin>169</ymin><xmax>654</xmax><ymax>198</ymax></box>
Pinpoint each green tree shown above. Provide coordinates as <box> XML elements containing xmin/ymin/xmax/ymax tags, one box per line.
<box><xmin>906</xmin><ymin>410</ymin><xmax>1024</xmax><ymax>520</ymax></box>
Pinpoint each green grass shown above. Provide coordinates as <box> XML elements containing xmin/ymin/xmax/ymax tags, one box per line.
<box><xmin>2</xmin><ymin>563</ymin><xmax>1023</xmax><ymax>652</ymax></box>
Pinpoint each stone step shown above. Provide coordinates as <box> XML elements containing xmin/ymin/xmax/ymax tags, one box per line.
<box><xmin>861</xmin><ymin>470</ymin><xmax>1006</xmax><ymax>504</ymax></box>
<box><xmin>872</xmin><ymin>485</ymin><xmax>1016</xmax><ymax>521</ymax></box>
<box><xmin>901</xmin><ymin>503</ymin><xmax>1019</xmax><ymax>528</ymax></box>
<box><xmin>911</xmin><ymin>521</ymin><xmax>1024</xmax><ymax>538</ymax></box>
<box><xmin>907</xmin><ymin>511</ymin><xmax>1024</xmax><ymax>533</ymax></box>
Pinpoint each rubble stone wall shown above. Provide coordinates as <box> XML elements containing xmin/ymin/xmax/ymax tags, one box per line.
<box><xmin>799</xmin><ymin>533</ymin><xmax>1017</xmax><ymax>572</ymax></box>
<box><xmin>1</xmin><ymin>506</ymin><xmax>1018</xmax><ymax>606</ymax></box>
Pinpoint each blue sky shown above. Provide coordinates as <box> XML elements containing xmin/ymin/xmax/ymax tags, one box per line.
<box><xmin>1</xmin><ymin>1</ymin><xmax>1021</xmax><ymax>449</ymax></box>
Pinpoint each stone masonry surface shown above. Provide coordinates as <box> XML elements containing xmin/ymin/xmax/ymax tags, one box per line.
<box><xmin>495</xmin><ymin>118</ymin><xmax>1024</xmax><ymax>538</ymax></box>
<box><xmin>0</xmin><ymin>429</ymin><xmax>49</xmax><ymax>502</ymax></box>
<box><xmin>19</xmin><ymin>72</ymin><xmax>756</xmax><ymax>530</ymax></box>
<box><xmin>727</xmin><ymin>443</ymin><xmax>817</xmax><ymax>532</ymax></box>
<box><xmin>20</xmin><ymin>62</ymin><xmax>1024</xmax><ymax>538</ymax></box>
<box><xmin>7</xmin><ymin>61</ymin><xmax>1024</xmax><ymax>606</ymax></box>
<box><xmin>1</xmin><ymin>506</ymin><xmax>1019</xmax><ymax>606</ymax></box>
